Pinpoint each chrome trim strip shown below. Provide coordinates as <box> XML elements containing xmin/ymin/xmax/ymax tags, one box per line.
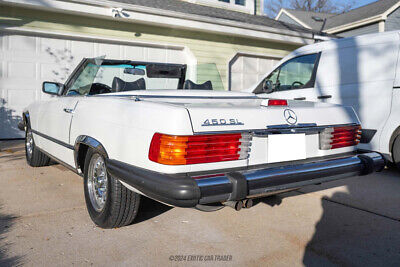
<box><xmin>195</xmin><ymin>123</ymin><xmax>359</xmax><ymax>135</ymax></box>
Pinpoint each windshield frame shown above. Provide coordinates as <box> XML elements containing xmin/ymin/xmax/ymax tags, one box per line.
<box><xmin>253</xmin><ymin>52</ymin><xmax>321</xmax><ymax>94</ymax></box>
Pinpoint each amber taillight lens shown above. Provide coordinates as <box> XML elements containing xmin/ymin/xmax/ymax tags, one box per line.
<box><xmin>149</xmin><ymin>133</ymin><xmax>252</xmax><ymax>165</ymax></box>
<box><xmin>319</xmin><ymin>125</ymin><xmax>361</xmax><ymax>150</ymax></box>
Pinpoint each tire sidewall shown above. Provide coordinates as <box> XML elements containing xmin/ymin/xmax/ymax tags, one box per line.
<box><xmin>393</xmin><ymin>136</ymin><xmax>400</xmax><ymax>169</ymax></box>
<box><xmin>83</xmin><ymin>148</ymin><xmax>114</xmax><ymax>227</ymax></box>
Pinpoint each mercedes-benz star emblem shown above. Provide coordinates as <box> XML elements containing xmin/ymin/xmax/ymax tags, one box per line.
<box><xmin>284</xmin><ymin>109</ymin><xmax>297</xmax><ymax>125</ymax></box>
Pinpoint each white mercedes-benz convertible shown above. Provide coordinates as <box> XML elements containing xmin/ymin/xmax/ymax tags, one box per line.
<box><xmin>19</xmin><ymin>58</ymin><xmax>385</xmax><ymax>228</ymax></box>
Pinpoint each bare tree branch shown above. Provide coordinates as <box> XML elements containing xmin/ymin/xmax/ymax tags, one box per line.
<box><xmin>265</xmin><ymin>0</ymin><xmax>356</xmax><ymax>17</ymax></box>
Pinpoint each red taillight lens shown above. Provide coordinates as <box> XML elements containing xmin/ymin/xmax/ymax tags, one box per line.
<box><xmin>319</xmin><ymin>125</ymin><xmax>361</xmax><ymax>150</ymax></box>
<box><xmin>149</xmin><ymin>133</ymin><xmax>252</xmax><ymax>165</ymax></box>
<box><xmin>268</xmin><ymin>99</ymin><xmax>288</xmax><ymax>106</ymax></box>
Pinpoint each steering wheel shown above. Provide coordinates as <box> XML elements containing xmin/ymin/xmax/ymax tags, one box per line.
<box><xmin>291</xmin><ymin>81</ymin><xmax>304</xmax><ymax>88</ymax></box>
<box><xmin>88</xmin><ymin>83</ymin><xmax>112</xmax><ymax>95</ymax></box>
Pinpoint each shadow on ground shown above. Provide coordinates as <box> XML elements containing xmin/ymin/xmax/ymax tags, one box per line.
<box><xmin>0</xmin><ymin>205</ymin><xmax>23</xmax><ymax>266</ymax></box>
<box><xmin>301</xmin><ymin>166</ymin><xmax>400</xmax><ymax>266</ymax></box>
<box><xmin>134</xmin><ymin>197</ymin><xmax>173</xmax><ymax>224</ymax></box>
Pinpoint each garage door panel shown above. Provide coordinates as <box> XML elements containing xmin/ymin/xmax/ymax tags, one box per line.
<box><xmin>8</xmin><ymin>35</ymin><xmax>37</xmax><ymax>54</ymax></box>
<box><xmin>147</xmin><ymin>47</ymin><xmax>167</xmax><ymax>62</ymax></box>
<box><xmin>230</xmin><ymin>55</ymin><xmax>281</xmax><ymax>91</ymax></box>
<box><xmin>167</xmin><ymin>49</ymin><xmax>186</xmax><ymax>64</ymax></box>
<box><xmin>231</xmin><ymin>72</ymin><xmax>243</xmax><ymax>92</ymax></box>
<box><xmin>40</xmin><ymin>37</ymin><xmax>68</xmax><ymax>54</ymax></box>
<box><xmin>8</xmin><ymin>61</ymin><xmax>36</xmax><ymax>78</ymax></box>
<box><xmin>99</xmin><ymin>43</ymin><xmax>121</xmax><ymax>59</ymax></box>
<box><xmin>124</xmin><ymin>46</ymin><xmax>145</xmax><ymax>60</ymax></box>
<box><xmin>242</xmin><ymin>73</ymin><xmax>259</xmax><ymax>89</ymax></box>
<box><xmin>242</xmin><ymin>57</ymin><xmax>258</xmax><ymax>74</ymax></box>
<box><xmin>70</xmin><ymin>40</ymin><xmax>96</xmax><ymax>57</ymax></box>
<box><xmin>7</xmin><ymin>89</ymin><xmax>36</xmax><ymax>109</ymax></box>
<box><xmin>41</xmin><ymin>63</ymin><xmax>71</xmax><ymax>82</ymax></box>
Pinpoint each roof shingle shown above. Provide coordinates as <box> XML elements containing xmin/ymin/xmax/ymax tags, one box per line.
<box><xmin>109</xmin><ymin>0</ymin><xmax>318</xmax><ymax>34</ymax></box>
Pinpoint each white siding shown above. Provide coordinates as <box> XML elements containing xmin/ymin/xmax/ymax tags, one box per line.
<box><xmin>337</xmin><ymin>23</ymin><xmax>380</xmax><ymax>37</ymax></box>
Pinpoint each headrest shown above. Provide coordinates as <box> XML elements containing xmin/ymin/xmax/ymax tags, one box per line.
<box><xmin>183</xmin><ymin>80</ymin><xmax>213</xmax><ymax>90</ymax></box>
<box><xmin>112</xmin><ymin>77</ymin><xmax>146</xmax><ymax>92</ymax></box>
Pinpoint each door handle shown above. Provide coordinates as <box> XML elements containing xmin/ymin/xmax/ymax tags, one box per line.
<box><xmin>294</xmin><ymin>97</ymin><xmax>306</xmax><ymax>100</ymax></box>
<box><xmin>63</xmin><ymin>108</ymin><xmax>74</xmax><ymax>114</ymax></box>
<box><xmin>318</xmin><ymin>95</ymin><xmax>332</xmax><ymax>99</ymax></box>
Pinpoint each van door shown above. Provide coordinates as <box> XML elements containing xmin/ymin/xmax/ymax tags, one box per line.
<box><xmin>255</xmin><ymin>53</ymin><xmax>321</xmax><ymax>101</ymax></box>
<box><xmin>317</xmin><ymin>39</ymin><xmax>398</xmax><ymax>151</ymax></box>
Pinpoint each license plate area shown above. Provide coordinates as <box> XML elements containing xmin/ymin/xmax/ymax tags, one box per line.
<box><xmin>267</xmin><ymin>134</ymin><xmax>306</xmax><ymax>163</ymax></box>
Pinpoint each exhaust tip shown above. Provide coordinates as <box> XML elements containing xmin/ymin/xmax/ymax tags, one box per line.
<box><xmin>243</xmin><ymin>199</ymin><xmax>253</xmax><ymax>209</ymax></box>
<box><xmin>223</xmin><ymin>201</ymin><xmax>243</xmax><ymax>211</ymax></box>
<box><xmin>235</xmin><ymin>200</ymin><xmax>243</xmax><ymax>211</ymax></box>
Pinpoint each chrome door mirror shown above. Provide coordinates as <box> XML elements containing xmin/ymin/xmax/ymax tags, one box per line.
<box><xmin>42</xmin><ymin>82</ymin><xmax>63</xmax><ymax>95</ymax></box>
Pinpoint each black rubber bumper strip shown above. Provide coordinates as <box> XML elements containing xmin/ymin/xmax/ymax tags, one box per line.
<box><xmin>106</xmin><ymin>159</ymin><xmax>201</xmax><ymax>207</ymax></box>
<box><xmin>106</xmin><ymin>152</ymin><xmax>385</xmax><ymax>207</ymax></box>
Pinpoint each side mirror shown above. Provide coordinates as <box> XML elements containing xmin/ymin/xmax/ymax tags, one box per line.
<box><xmin>42</xmin><ymin>82</ymin><xmax>63</xmax><ymax>95</ymax></box>
<box><xmin>262</xmin><ymin>80</ymin><xmax>274</xmax><ymax>94</ymax></box>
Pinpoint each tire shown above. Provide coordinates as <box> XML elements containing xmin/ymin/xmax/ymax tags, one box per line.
<box><xmin>392</xmin><ymin>135</ymin><xmax>400</xmax><ymax>169</ymax></box>
<box><xmin>25</xmin><ymin>127</ymin><xmax>51</xmax><ymax>167</ymax></box>
<box><xmin>83</xmin><ymin>148</ymin><xmax>141</xmax><ymax>228</ymax></box>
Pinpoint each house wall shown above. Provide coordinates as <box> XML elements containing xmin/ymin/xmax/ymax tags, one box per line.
<box><xmin>181</xmin><ymin>0</ymin><xmax>255</xmax><ymax>14</ymax></box>
<box><xmin>277</xmin><ymin>13</ymin><xmax>303</xmax><ymax>27</ymax></box>
<box><xmin>0</xmin><ymin>6</ymin><xmax>298</xmax><ymax>91</ymax></box>
<box><xmin>386</xmin><ymin>7</ymin><xmax>400</xmax><ymax>32</ymax></box>
<box><xmin>336</xmin><ymin>23</ymin><xmax>380</xmax><ymax>37</ymax></box>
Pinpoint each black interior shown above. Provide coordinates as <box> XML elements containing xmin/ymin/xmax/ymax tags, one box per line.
<box><xmin>183</xmin><ymin>80</ymin><xmax>213</xmax><ymax>90</ymax></box>
<box><xmin>112</xmin><ymin>77</ymin><xmax>146</xmax><ymax>92</ymax></box>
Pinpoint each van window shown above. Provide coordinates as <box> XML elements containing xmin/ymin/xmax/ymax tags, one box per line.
<box><xmin>254</xmin><ymin>53</ymin><xmax>319</xmax><ymax>93</ymax></box>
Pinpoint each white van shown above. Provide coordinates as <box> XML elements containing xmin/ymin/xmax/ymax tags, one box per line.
<box><xmin>249</xmin><ymin>31</ymin><xmax>400</xmax><ymax>166</ymax></box>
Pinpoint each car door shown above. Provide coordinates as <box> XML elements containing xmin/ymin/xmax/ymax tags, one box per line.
<box><xmin>34</xmin><ymin>96</ymin><xmax>79</xmax><ymax>167</ymax></box>
<box><xmin>255</xmin><ymin>53</ymin><xmax>321</xmax><ymax>102</ymax></box>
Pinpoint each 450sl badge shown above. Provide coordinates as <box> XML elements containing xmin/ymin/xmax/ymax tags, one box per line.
<box><xmin>202</xmin><ymin>119</ymin><xmax>244</xmax><ymax>126</ymax></box>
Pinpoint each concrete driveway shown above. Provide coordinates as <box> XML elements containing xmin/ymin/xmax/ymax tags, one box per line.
<box><xmin>1</xmin><ymin>140</ymin><xmax>400</xmax><ymax>266</ymax></box>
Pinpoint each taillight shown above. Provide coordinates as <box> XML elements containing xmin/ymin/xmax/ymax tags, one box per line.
<box><xmin>319</xmin><ymin>125</ymin><xmax>361</xmax><ymax>150</ymax></box>
<box><xmin>149</xmin><ymin>133</ymin><xmax>252</xmax><ymax>165</ymax></box>
<box><xmin>268</xmin><ymin>99</ymin><xmax>288</xmax><ymax>106</ymax></box>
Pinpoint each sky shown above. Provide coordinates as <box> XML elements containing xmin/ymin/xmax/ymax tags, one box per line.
<box><xmin>352</xmin><ymin>0</ymin><xmax>378</xmax><ymax>8</ymax></box>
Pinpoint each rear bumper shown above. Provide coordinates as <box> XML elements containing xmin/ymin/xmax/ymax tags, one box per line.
<box><xmin>106</xmin><ymin>152</ymin><xmax>385</xmax><ymax>208</ymax></box>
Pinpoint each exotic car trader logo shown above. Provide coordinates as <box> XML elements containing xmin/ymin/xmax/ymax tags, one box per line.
<box><xmin>284</xmin><ymin>109</ymin><xmax>297</xmax><ymax>125</ymax></box>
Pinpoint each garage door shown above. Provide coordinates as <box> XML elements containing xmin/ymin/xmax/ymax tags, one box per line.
<box><xmin>230</xmin><ymin>55</ymin><xmax>281</xmax><ymax>91</ymax></box>
<box><xmin>0</xmin><ymin>31</ymin><xmax>191</xmax><ymax>139</ymax></box>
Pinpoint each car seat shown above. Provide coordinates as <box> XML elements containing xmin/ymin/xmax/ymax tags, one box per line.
<box><xmin>112</xmin><ymin>77</ymin><xmax>146</xmax><ymax>92</ymax></box>
<box><xmin>183</xmin><ymin>80</ymin><xmax>213</xmax><ymax>90</ymax></box>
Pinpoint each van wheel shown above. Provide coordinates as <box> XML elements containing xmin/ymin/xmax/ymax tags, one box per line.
<box><xmin>392</xmin><ymin>135</ymin><xmax>400</xmax><ymax>169</ymax></box>
<box><xmin>83</xmin><ymin>148</ymin><xmax>141</xmax><ymax>228</ymax></box>
<box><xmin>25</xmin><ymin>128</ymin><xmax>51</xmax><ymax>167</ymax></box>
